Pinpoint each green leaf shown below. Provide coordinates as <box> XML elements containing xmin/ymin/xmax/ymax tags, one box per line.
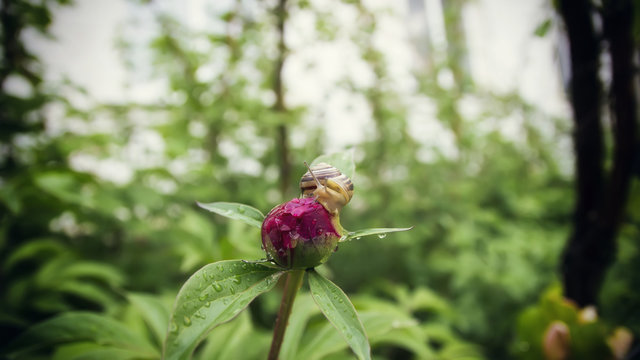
<box><xmin>53</xmin><ymin>342</ymin><xmax>151</xmax><ymax>360</ymax></box>
<box><xmin>340</xmin><ymin>227</ymin><xmax>413</xmax><ymax>242</ymax></box>
<box><xmin>163</xmin><ymin>260</ymin><xmax>284</xmax><ymax>360</ymax></box>
<box><xmin>58</xmin><ymin>262</ymin><xmax>125</xmax><ymax>287</ymax></box>
<box><xmin>196</xmin><ymin>202</ymin><xmax>264</xmax><ymax>229</ymax></box>
<box><xmin>197</xmin><ymin>312</ymin><xmax>270</xmax><ymax>360</ymax></box>
<box><xmin>128</xmin><ymin>293</ymin><xmax>170</xmax><ymax>345</ymax></box>
<box><xmin>280</xmin><ymin>293</ymin><xmax>320</xmax><ymax>360</ymax></box>
<box><xmin>534</xmin><ymin>19</ymin><xmax>552</xmax><ymax>37</ymax></box>
<box><xmin>3</xmin><ymin>238</ymin><xmax>67</xmax><ymax>271</ymax></box>
<box><xmin>56</xmin><ymin>281</ymin><xmax>118</xmax><ymax>308</ymax></box>
<box><xmin>307</xmin><ymin>270</ymin><xmax>371</xmax><ymax>360</ymax></box>
<box><xmin>34</xmin><ymin>171</ymin><xmax>93</xmax><ymax>208</ymax></box>
<box><xmin>311</xmin><ymin>150</ymin><xmax>355</xmax><ymax>180</ymax></box>
<box><xmin>4</xmin><ymin>312</ymin><xmax>157</xmax><ymax>359</ymax></box>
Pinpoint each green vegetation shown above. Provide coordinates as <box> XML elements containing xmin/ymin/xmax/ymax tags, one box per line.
<box><xmin>1</xmin><ymin>0</ymin><xmax>638</xmax><ymax>359</ymax></box>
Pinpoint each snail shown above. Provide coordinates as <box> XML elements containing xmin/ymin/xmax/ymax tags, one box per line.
<box><xmin>300</xmin><ymin>162</ymin><xmax>354</xmax><ymax>215</ymax></box>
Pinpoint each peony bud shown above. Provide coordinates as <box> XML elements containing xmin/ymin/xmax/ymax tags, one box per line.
<box><xmin>543</xmin><ymin>321</ymin><xmax>571</xmax><ymax>360</ymax></box>
<box><xmin>608</xmin><ymin>327</ymin><xmax>633</xmax><ymax>360</ymax></box>
<box><xmin>261</xmin><ymin>197</ymin><xmax>342</xmax><ymax>269</ymax></box>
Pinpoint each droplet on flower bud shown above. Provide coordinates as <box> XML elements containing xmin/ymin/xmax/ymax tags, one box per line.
<box><xmin>261</xmin><ymin>197</ymin><xmax>342</xmax><ymax>269</ymax></box>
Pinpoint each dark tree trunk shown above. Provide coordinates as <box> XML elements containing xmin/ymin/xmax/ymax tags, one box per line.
<box><xmin>559</xmin><ymin>0</ymin><xmax>638</xmax><ymax>307</ymax></box>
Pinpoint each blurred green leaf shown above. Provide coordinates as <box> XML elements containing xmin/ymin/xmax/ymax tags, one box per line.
<box><xmin>33</xmin><ymin>171</ymin><xmax>93</xmax><ymax>208</ymax></box>
<box><xmin>128</xmin><ymin>293</ymin><xmax>170</xmax><ymax>345</ymax></box>
<box><xmin>308</xmin><ymin>270</ymin><xmax>371</xmax><ymax>360</ymax></box>
<box><xmin>0</xmin><ymin>180</ymin><xmax>22</xmax><ymax>214</ymax></box>
<box><xmin>55</xmin><ymin>281</ymin><xmax>118</xmax><ymax>308</ymax></box>
<box><xmin>196</xmin><ymin>312</ymin><xmax>270</xmax><ymax>360</ymax></box>
<box><xmin>52</xmin><ymin>342</ymin><xmax>151</xmax><ymax>360</ymax></box>
<box><xmin>4</xmin><ymin>238</ymin><xmax>67</xmax><ymax>271</ymax></box>
<box><xmin>534</xmin><ymin>19</ymin><xmax>552</xmax><ymax>37</ymax></box>
<box><xmin>196</xmin><ymin>202</ymin><xmax>264</xmax><ymax>229</ymax></box>
<box><xmin>4</xmin><ymin>312</ymin><xmax>157</xmax><ymax>359</ymax></box>
<box><xmin>57</xmin><ymin>262</ymin><xmax>125</xmax><ymax>288</ymax></box>
<box><xmin>280</xmin><ymin>293</ymin><xmax>320</xmax><ymax>360</ymax></box>
<box><xmin>163</xmin><ymin>260</ymin><xmax>284</xmax><ymax>360</ymax></box>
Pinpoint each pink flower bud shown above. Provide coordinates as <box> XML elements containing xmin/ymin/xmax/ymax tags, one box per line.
<box><xmin>543</xmin><ymin>321</ymin><xmax>571</xmax><ymax>360</ymax></box>
<box><xmin>261</xmin><ymin>197</ymin><xmax>342</xmax><ymax>269</ymax></box>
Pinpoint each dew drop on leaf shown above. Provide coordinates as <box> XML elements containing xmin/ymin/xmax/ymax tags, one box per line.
<box><xmin>377</xmin><ymin>233</ymin><xmax>387</xmax><ymax>239</ymax></box>
<box><xmin>213</xmin><ymin>283</ymin><xmax>223</xmax><ymax>292</ymax></box>
<box><xmin>232</xmin><ymin>276</ymin><xmax>241</xmax><ymax>284</ymax></box>
<box><xmin>183</xmin><ymin>316</ymin><xmax>192</xmax><ymax>327</ymax></box>
<box><xmin>194</xmin><ymin>311</ymin><xmax>206</xmax><ymax>319</ymax></box>
<box><xmin>169</xmin><ymin>321</ymin><xmax>178</xmax><ymax>333</ymax></box>
<box><xmin>204</xmin><ymin>301</ymin><xmax>211</xmax><ymax>308</ymax></box>
<box><xmin>199</xmin><ymin>293</ymin><xmax>207</xmax><ymax>301</ymax></box>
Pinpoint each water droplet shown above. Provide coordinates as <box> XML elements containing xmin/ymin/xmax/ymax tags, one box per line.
<box><xmin>238</xmin><ymin>207</ymin><xmax>245</xmax><ymax>214</ymax></box>
<box><xmin>241</xmin><ymin>263</ymin><xmax>248</xmax><ymax>270</ymax></box>
<box><xmin>183</xmin><ymin>316</ymin><xmax>192</xmax><ymax>326</ymax></box>
<box><xmin>169</xmin><ymin>321</ymin><xmax>178</xmax><ymax>333</ymax></box>
<box><xmin>199</xmin><ymin>293</ymin><xmax>207</xmax><ymax>301</ymax></box>
<box><xmin>232</xmin><ymin>276</ymin><xmax>241</xmax><ymax>284</ymax></box>
<box><xmin>377</xmin><ymin>233</ymin><xmax>387</xmax><ymax>239</ymax></box>
<box><xmin>355</xmin><ymin>237</ymin><xmax>362</xmax><ymax>241</ymax></box>
<box><xmin>217</xmin><ymin>265</ymin><xmax>223</xmax><ymax>271</ymax></box>
<box><xmin>204</xmin><ymin>301</ymin><xmax>211</xmax><ymax>308</ymax></box>
<box><xmin>230</xmin><ymin>287</ymin><xmax>236</xmax><ymax>294</ymax></box>
<box><xmin>194</xmin><ymin>311</ymin><xmax>206</xmax><ymax>319</ymax></box>
<box><xmin>213</xmin><ymin>283</ymin><xmax>223</xmax><ymax>292</ymax></box>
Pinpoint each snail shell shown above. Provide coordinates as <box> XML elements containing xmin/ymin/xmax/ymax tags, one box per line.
<box><xmin>300</xmin><ymin>162</ymin><xmax>354</xmax><ymax>215</ymax></box>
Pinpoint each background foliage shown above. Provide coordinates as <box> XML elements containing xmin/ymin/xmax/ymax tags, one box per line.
<box><xmin>1</xmin><ymin>0</ymin><xmax>638</xmax><ymax>359</ymax></box>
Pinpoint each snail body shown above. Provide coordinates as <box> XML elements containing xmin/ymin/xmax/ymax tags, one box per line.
<box><xmin>300</xmin><ymin>162</ymin><xmax>354</xmax><ymax>215</ymax></box>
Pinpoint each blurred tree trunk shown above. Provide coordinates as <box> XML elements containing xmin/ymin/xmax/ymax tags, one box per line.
<box><xmin>558</xmin><ymin>0</ymin><xmax>638</xmax><ymax>307</ymax></box>
<box><xmin>274</xmin><ymin>0</ymin><xmax>291</xmax><ymax>199</ymax></box>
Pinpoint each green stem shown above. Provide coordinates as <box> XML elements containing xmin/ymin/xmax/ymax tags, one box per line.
<box><xmin>268</xmin><ymin>269</ymin><xmax>304</xmax><ymax>360</ymax></box>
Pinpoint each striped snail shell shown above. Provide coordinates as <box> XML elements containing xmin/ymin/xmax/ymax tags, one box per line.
<box><xmin>300</xmin><ymin>162</ymin><xmax>354</xmax><ymax>215</ymax></box>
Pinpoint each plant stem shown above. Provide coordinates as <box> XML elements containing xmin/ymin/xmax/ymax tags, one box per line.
<box><xmin>268</xmin><ymin>269</ymin><xmax>304</xmax><ymax>360</ymax></box>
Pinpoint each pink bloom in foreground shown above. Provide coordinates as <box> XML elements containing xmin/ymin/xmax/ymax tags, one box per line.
<box><xmin>261</xmin><ymin>197</ymin><xmax>341</xmax><ymax>269</ymax></box>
